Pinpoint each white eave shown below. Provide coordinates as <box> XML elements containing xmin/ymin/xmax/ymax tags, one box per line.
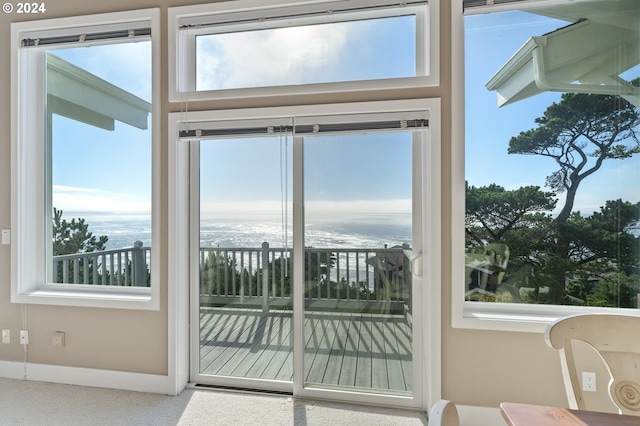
<box><xmin>485</xmin><ymin>3</ymin><xmax>640</xmax><ymax>108</ymax></box>
<box><xmin>46</xmin><ymin>53</ymin><xmax>151</xmax><ymax>130</ymax></box>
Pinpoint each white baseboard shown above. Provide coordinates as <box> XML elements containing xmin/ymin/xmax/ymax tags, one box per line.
<box><xmin>0</xmin><ymin>360</ymin><xmax>169</xmax><ymax>395</ymax></box>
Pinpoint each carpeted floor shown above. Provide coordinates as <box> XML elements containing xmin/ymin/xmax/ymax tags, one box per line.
<box><xmin>0</xmin><ymin>378</ymin><xmax>428</xmax><ymax>425</ymax></box>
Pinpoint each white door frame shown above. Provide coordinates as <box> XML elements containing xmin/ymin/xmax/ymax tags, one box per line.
<box><xmin>167</xmin><ymin>99</ymin><xmax>442</xmax><ymax>410</ymax></box>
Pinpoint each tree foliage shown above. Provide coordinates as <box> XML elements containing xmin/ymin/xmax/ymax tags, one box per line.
<box><xmin>52</xmin><ymin>208</ymin><xmax>108</xmax><ymax>256</ymax></box>
<box><xmin>52</xmin><ymin>208</ymin><xmax>109</xmax><ymax>284</ymax></box>
<box><xmin>508</xmin><ymin>91</ymin><xmax>640</xmax><ymax>225</ymax></box>
<box><xmin>465</xmin><ymin>183</ymin><xmax>556</xmax><ymax>246</ymax></box>
<box><xmin>504</xmin><ymin>89</ymin><xmax>640</xmax><ymax>303</ymax></box>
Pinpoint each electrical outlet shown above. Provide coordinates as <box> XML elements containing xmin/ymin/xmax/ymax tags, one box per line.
<box><xmin>19</xmin><ymin>330</ymin><xmax>29</xmax><ymax>345</ymax></box>
<box><xmin>52</xmin><ymin>332</ymin><xmax>65</xmax><ymax>348</ymax></box>
<box><xmin>582</xmin><ymin>371</ymin><xmax>596</xmax><ymax>392</ymax></box>
<box><xmin>2</xmin><ymin>329</ymin><xmax>9</xmax><ymax>344</ymax></box>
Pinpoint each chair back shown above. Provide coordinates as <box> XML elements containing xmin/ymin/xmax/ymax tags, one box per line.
<box><xmin>545</xmin><ymin>313</ymin><xmax>640</xmax><ymax>415</ymax></box>
<box><xmin>429</xmin><ymin>400</ymin><xmax>459</xmax><ymax>426</ymax></box>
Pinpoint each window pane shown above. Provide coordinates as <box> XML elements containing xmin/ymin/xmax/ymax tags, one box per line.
<box><xmin>195</xmin><ymin>15</ymin><xmax>416</xmax><ymax>91</ymax></box>
<box><xmin>46</xmin><ymin>42</ymin><xmax>152</xmax><ymax>286</ymax></box>
<box><xmin>198</xmin><ymin>136</ymin><xmax>294</xmax><ymax>382</ymax></box>
<box><xmin>464</xmin><ymin>3</ymin><xmax>640</xmax><ymax>308</ymax></box>
<box><xmin>303</xmin><ymin>132</ymin><xmax>414</xmax><ymax>395</ymax></box>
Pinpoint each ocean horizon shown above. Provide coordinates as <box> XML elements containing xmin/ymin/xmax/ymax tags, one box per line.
<box><xmin>67</xmin><ymin>211</ymin><xmax>413</xmax><ymax>251</ymax></box>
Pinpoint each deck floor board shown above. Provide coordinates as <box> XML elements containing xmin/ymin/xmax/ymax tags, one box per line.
<box><xmin>199</xmin><ymin>308</ymin><xmax>412</xmax><ymax>393</ymax></box>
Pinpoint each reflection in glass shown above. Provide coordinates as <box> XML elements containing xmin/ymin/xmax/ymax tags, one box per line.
<box><xmin>465</xmin><ymin>3</ymin><xmax>640</xmax><ymax>307</ymax></box>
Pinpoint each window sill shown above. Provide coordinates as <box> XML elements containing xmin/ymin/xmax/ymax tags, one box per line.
<box><xmin>12</xmin><ymin>284</ymin><xmax>158</xmax><ymax>310</ymax></box>
<box><xmin>453</xmin><ymin>302</ymin><xmax>640</xmax><ymax>333</ymax></box>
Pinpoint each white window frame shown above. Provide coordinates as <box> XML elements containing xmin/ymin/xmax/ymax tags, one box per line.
<box><xmin>168</xmin><ymin>0</ymin><xmax>439</xmax><ymax>102</ymax></box>
<box><xmin>10</xmin><ymin>9</ymin><xmax>160</xmax><ymax>310</ymax></box>
<box><xmin>452</xmin><ymin>0</ymin><xmax>640</xmax><ymax>333</ymax></box>
<box><xmin>167</xmin><ymin>98</ymin><xmax>442</xmax><ymax>407</ymax></box>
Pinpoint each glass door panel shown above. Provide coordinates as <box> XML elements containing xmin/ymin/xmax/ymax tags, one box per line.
<box><xmin>302</xmin><ymin>132</ymin><xmax>414</xmax><ymax>395</ymax></box>
<box><xmin>196</xmin><ymin>136</ymin><xmax>293</xmax><ymax>387</ymax></box>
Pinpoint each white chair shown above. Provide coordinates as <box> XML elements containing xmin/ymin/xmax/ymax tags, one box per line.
<box><xmin>544</xmin><ymin>313</ymin><xmax>640</xmax><ymax>416</ymax></box>
<box><xmin>429</xmin><ymin>400</ymin><xmax>459</xmax><ymax>426</ymax></box>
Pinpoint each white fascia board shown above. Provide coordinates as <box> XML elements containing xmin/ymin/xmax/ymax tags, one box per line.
<box><xmin>486</xmin><ymin>19</ymin><xmax>640</xmax><ymax>107</ymax></box>
<box><xmin>485</xmin><ymin>38</ymin><xmax>539</xmax><ymax>107</ymax></box>
<box><xmin>46</xmin><ymin>53</ymin><xmax>151</xmax><ymax>130</ymax></box>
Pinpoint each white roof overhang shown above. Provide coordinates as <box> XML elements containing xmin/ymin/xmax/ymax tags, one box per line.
<box><xmin>46</xmin><ymin>53</ymin><xmax>151</xmax><ymax>130</ymax></box>
<box><xmin>485</xmin><ymin>1</ymin><xmax>640</xmax><ymax>108</ymax></box>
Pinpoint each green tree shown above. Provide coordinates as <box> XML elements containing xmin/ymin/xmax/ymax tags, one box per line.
<box><xmin>508</xmin><ymin>91</ymin><xmax>640</xmax><ymax>302</ymax></box>
<box><xmin>52</xmin><ymin>208</ymin><xmax>108</xmax><ymax>255</ymax></box>
<box><xmin>200</xmin><ymin>251</ymin><xmax>247</xmax><ymax>304</ymax></box>
<box><xmin>465</xmin><ymin>183</ymin><xmax>556</xmax><ymax>246</ymax></box>
<box><xmin>52</xmin><ymin>208</ymin><xmax>109</xmax><ymax>284</ymax></box>
<box><xmin>582</xmin><ymin>272</ymin><xmax>640</xmax><ymax>308</ymax></box>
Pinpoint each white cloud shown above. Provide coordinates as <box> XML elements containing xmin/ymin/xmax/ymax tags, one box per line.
<box><xmin>196</xmin><ymin>23</ymin><xmax>352</xmax><ymax>90</ymax></box>
<box><xmin>53</xmin><ymin>185</ymin><xmax>150</xmax><ymax>213</ymax></box>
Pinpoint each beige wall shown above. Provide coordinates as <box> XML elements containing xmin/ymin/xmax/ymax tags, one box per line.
<box><xmin>0</xmin><ymin>0</ymin><xmax>572</xmax><ymax>407</ymax></box>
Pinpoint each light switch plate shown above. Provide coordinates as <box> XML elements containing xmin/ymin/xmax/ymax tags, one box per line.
<box><xmin>1</xmin><ymin>229</ymin><xmax>9</xmax><ymax>245</ymax></box>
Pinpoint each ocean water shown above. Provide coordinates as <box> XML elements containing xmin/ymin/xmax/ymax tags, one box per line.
<box><xmin>202</xmin><ymin>213</ymin><xmax>411</xmax><ymax>249</ymax></box>
<box><xmin>74</xmin><ymin>212</ymin><xmax>412</xmax><ymax>288</ymax></box>
<box><xmin>71</xmin><ymin>213</ymin><xmax>152</xmax><ymax>250</ymax></box>
<box><xmin>74</xmin><ymin>212</ymin><xmax>412</xmax><ymax>251</ymax></box>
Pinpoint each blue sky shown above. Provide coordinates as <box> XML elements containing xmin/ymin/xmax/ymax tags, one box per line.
<box><xmin>465</xmin><ymin>11</ymin><xmax>567</xmax><ymax>192</ymax></box>
<box><xmin>465</xmin><ymin>10</ymin><xmax>640</xmax><ymax>216</ymax></box>
<box><xmin>49</xmin><ymin>9</ymin><xmax>639</xmax><ymax>219</ymax></box>
<box><xmin>196</xmin><ymin>15</ymin><xmax>416</xmax><ymax>90</ymax></box>
<box><xmin>50</xmin><ymin>41</ymin><xmax>152</xmax><ymax>214</ymax></box>
<box><xmin>198</xmin><ymin>132</ymin><xmax>413</xmax><ymax>218</ymax></box>
<box><xmin>196</xmin><ymin>15</ymin><xmax>417</xmax><ymax>218</ymax></box>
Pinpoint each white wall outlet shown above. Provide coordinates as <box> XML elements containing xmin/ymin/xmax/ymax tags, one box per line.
<box><xmin>582</xmin><ymin>371</ymin><xmax>596</xmax><ymax>392</ymax></box>
<box><xmin>19</xmin><ymin>330</ymin><xmax>29</xmax><ymax>345</ymax></box>
<box><xmin>2</xmin><ymin>329</ymin><xmax>10</xmax><ymax>344</ymax></box>
<box><xmin>52</xmin><ymin>331</ymin><xmax>65</xmax><ymax>348</ymax></box>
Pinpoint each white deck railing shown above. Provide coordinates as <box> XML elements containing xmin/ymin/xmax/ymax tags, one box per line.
<box><xmin>52</xmin><ymin>241</ymin><xmax>150</xmax><ymax>286</ymax></box>
<box><xmin>53</xmin><ymin>242</ymin><xmax>412</xmax><ymax>313</ymax></box>
<box><xmin>199</xmin><ymin>243</ymin><xmax>412</xmax><ymax>313</ymax></box>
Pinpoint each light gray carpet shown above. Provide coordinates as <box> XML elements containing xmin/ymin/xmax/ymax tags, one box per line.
<box><xmin>0</xmin><ymin>378</ymin><xmax>428</xmax><ymax>425</ymax></box>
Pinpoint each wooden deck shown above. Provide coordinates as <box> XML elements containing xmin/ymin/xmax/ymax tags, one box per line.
<box><xmin>199</xmin><ymin>308</ymin><xmax>412</xmax><ymax>393</ymax></box>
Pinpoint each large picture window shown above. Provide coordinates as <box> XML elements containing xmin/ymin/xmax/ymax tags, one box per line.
<box><xmin>456</xmin><ymin>0</ymin><xmax>640</xmax><ymax>330</ymax></box>
<box><xmin>168</xmin><ymin>0</ymin><xmax>438</xmax><ymax>101</ymax></box>
<box><xmin>11</xmin><ymin>9</ymin><xmax>160</xmax><ymax>309</ymax></box>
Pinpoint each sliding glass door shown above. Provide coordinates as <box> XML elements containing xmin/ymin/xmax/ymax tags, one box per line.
<box><xmin>187</xmin><ymin>108</ymin><xmax>428</xmax><ymax>406</ymax></box>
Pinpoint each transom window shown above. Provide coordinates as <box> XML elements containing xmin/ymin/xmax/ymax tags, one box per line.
<box><xmin>168</xmin><ymin>0</ymin><xmax>438</xmax><ymax>101</ymax></box>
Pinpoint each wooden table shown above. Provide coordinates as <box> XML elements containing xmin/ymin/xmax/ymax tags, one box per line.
<box><xmin>500</xmin><ymin>402</ymin><xmax>640</xmax><ymax>426</ymax></box>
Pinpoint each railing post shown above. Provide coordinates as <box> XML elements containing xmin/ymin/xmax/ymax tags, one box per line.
<box><xmin>132</xmin><ymin>241</ymin><xmax>146</xmax><ymax>287</ymax></box>
<box><xmin>262</xmin><ymin>242</ymin><xmax>269</xmax><ymax>312</ymax></box>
